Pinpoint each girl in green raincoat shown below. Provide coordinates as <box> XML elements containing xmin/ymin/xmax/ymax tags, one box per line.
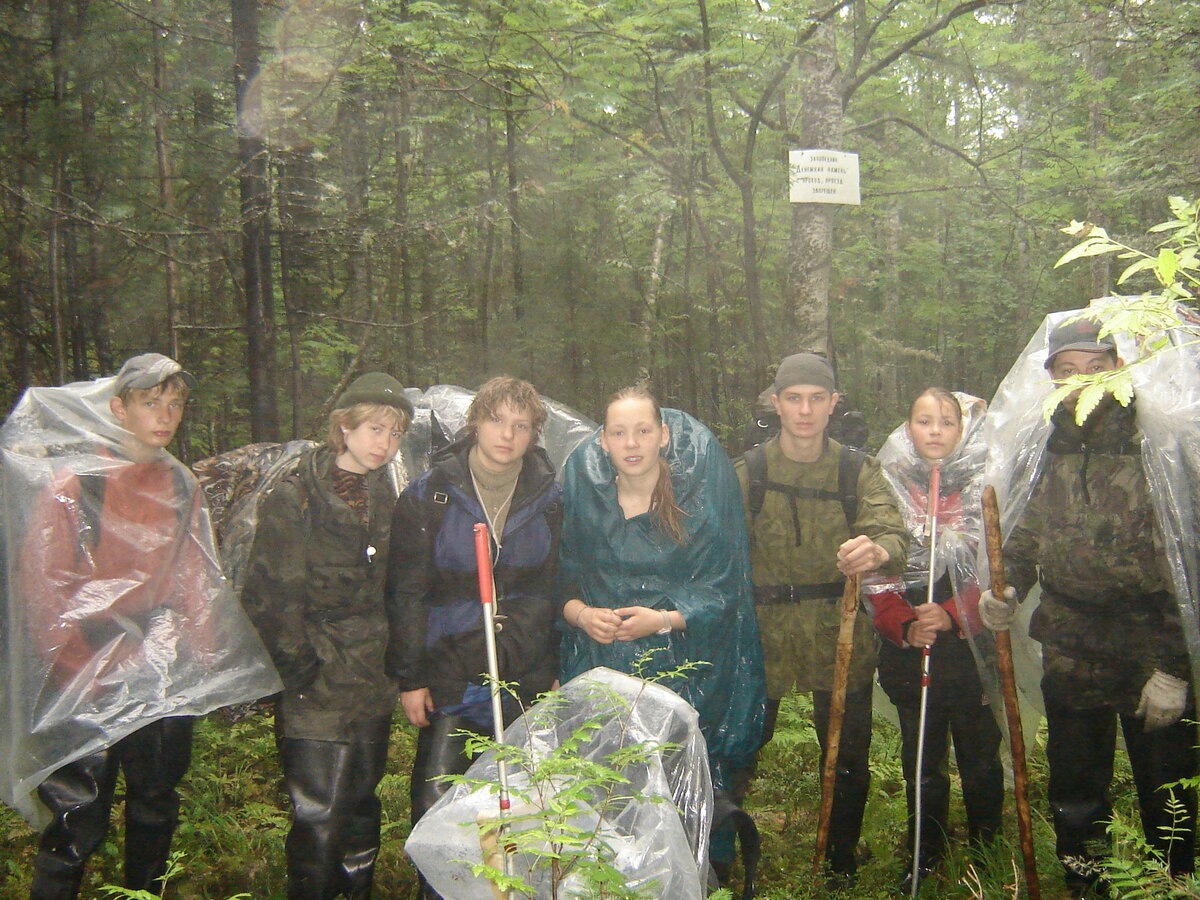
<box><xmin>558</xmin><ymin>386</ymin><xmax>766</xmax><ymax>879</ymax></box>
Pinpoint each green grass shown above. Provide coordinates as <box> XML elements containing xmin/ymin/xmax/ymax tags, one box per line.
<box><xmin>0</xmin><ymin>696</ymin><xmax>1189</xmax><ymax>899</ymax></box>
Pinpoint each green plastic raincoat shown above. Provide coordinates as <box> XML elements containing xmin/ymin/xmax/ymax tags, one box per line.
<box><xmin>558</xmin><ymin>408</ymin><xmax>767</xmax><ymax>789</ymax></box>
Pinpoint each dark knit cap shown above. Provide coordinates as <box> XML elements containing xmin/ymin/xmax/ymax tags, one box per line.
<box><xmin>773</xmin><ymin>353</ymin><xmax>836</xmax><ymax>394</ymax></box>
<box><xmin>335</xmin><ymin>372</ymin><xmax>414</xmax><ymax>419</ymax></box>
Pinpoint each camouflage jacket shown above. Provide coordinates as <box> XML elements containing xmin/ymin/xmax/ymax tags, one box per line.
<box><xmin>1006</xmin><ymin>396</ymin><xmax>1190</xmax><ymax>709</ymax></box>
<box><xmin>242</xmin><ymin>446</ymin><xmax>399</xmax><ymax>739</ymax></box>
<box><xmin>734</xmin><ymin>437</ymin><xmax>908</xmax><ymax>694</ymax></box>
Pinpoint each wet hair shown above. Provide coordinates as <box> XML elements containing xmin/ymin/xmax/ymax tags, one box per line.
<box><xmin>467</xmin><ymin>376</ymin><xmax>548</xmax><ymax>443</ymax></box>
<box><xmin>604</xmin><ymin>385</ymin><xmax>688</xmax><ymax>545</ymax></box>
<box><xmin>116</xmin><ymin>373</ymin><xmax>192</xmax><ymax>405</ymax></box>
<box><xmin>908</xmin><ymin>387</ymin><xmax>963</xmax><ymax>425</ymax></box>
<box><xmin>328</xmin><ymin>402</ymin><xmax>409</xmax><ymax>454</ymax></box>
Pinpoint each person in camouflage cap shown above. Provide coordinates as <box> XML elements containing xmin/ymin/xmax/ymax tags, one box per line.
<box><xmin>733</xmin><ymin>353</ymin><xmax>909</xmax><ymax>881</ymax></box>
<box><xmin>980</xmin><ymin>317</ymin><xmax>1197</xmax><ymax>896</ymax></box>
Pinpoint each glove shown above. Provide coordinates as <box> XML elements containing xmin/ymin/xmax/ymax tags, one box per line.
<box><xmin>1136</xmin><ymin>670</ymin><xmax>1189</xmax><ymax>732</ymax></box>
<box><xmin>978</xmin><ymin>586</ymin><xmax>1017</xmax><ymax>631</ymax></box>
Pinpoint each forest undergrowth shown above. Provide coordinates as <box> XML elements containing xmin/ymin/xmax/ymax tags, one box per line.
<box><xmin>0</xmin><ymin>693</ymin><xmax>1188</xmax><ymax>900</ymax></box>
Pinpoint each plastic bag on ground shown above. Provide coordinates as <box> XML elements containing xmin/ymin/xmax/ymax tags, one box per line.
<box><xmin>405</xmin><ymin>667</ymin><xmax>713</xmax><ymax>900</ymax></box>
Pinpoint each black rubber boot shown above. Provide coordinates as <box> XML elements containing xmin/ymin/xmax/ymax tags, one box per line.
<box><xmin>122</xmin><ymin>717</ymin><xmax>194</xmax><ymax>893</ymax></box>
<box><xmin>409</xmin><ymin>715</ymin><xmax>481</xmax><ymax>900</ymax></box>
<box><xmin>339</xmin><ymin>722</ymin><xmax>391</xmax><ymax>899</ymax></box>
<box><xmin>30</xmin><ymin>750</ymin><xmax>120</xmax><ymax>900</ymax></box>
<box><xmin>279</xmin><ymin>720</ymin><xmax>394</xmax><ymax>900</ymax></box>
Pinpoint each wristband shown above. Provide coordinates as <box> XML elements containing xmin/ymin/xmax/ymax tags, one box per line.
<box><xmin>573</xmin><ymin>603</ymin><xmax>588</xmax><ymax>629</ymax></box>
<box><xmin>657</xmin><ymin>609</ymin><xmax>672</xmax><ymax>635</ymax></box>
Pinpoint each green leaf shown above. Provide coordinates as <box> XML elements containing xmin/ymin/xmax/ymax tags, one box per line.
<box><xmin>1073</xmin><ymin>382</ymin><xmax>1107</xmax><ymax>425</ymax></box>
<box><xmin>1116</xmin><ymin>256</ymin><xmax>1159</xmax><ymax>284</ymax></box>
<box><xmin>1055</xmin><ymin>237</ymin><xmax>1122</xmax><ymax>268</ymax></box>
<box><xmin>1107</xmin><ymin>369</ymin><xmax>1135</xmax><ymax>407</ymax></box>
<box><xmin>1156</xmin><ymin>248</ymin><xmax>1179</xmax><ymax>285</ymax></box>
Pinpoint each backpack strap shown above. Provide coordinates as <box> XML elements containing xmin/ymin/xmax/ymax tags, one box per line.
<box><xmin>744</xmin><ymin>444</ymin><xmax>768</xmax><ymax>524</ymax></box>
<box><xmin>744</xmin><ymin>443</ymin><xmax>865</xmax><ymax>546</ymax></box>
<box><xmin>76</xmin><ymin>472</ymin><xmax>106</xmax><ymax>555</ymax></box>
<box><xmin>836</xmin><ymin>444</ymin><xmax>865</xmax><ymax>533</ymax></box>
<box><xmin>76</xmin><ymin>462</ymin><xmax>197</xmax><ymax>556</ymax></box>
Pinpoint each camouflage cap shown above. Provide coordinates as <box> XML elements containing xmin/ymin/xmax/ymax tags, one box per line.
<box><xmin>335</xmin><ymin>372</ymin><xmax>414</xmax><ymax>418</ymax></box>
<box><xmin>1045</xmin><ymin>318</ymin><xmax>1116</xmax><ymax>369</ymax></box>
<box><xmin>113</xmin><ymin>353</ymin><xmax>198</xmax><ymax>394</ymax></box>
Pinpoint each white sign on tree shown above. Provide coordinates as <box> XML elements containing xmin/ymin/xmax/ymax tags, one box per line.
<box><xmin>789</xmin><ymin>150</ymin><xmax>861</xmax><ymax>205</ymax></box>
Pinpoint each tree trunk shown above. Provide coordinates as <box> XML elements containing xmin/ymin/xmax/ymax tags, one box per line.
<box><xmin>278</xmin><ymin>143</ymin><xmax>320</xmax><ymax>438</ymax></box>
<box><xmin>640</xmin><ymin>209</ymin><xmax>669</xmax><ymax>384</ymax></box>
<box><xmin>48</xmin><ymin>0</ymin><xmax>70</xmax><ymax>383</ymax></box>
<box><xmin>151</xmin><ymin>0</ymin><xmax>180</xmax><ymax>362</ymax></box>
<box><xmin>789</xmin><ymin>20</ymin><xmax>843</xmax><ymax>359</ymax></box>
<box><xmin>503</xmin><ymin>81</ymin><xmax>525</xmax><ymax>322</ymax></box>
<box><xmin>232</xmin><ymin>0</ymin><xmax>280</xmax><ymax>441</ymax></box>
<box><xmin>1083</xmin><ymin>6</ymin><xmax>1111</xmax><ymax>299</ymax></box>
<box><xmin>339</xmin><ymin>71</ymin><xmax>371</xmax><ymax>317</ymax></box>
<box><xmin>390</xmin><ymin>26</ymin><xmax>417</xmax><ymax>385</ymax></box>
<box><xmin>5</xmin><ymin>85</ymin><xmax>36</xmax><ymax>388</ymax></box>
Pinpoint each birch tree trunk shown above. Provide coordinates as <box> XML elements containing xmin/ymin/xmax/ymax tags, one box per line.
<box><xmin>789</xmin><ymin>20</ymin><xmax>842</xmax><ymax>358</ymax></box>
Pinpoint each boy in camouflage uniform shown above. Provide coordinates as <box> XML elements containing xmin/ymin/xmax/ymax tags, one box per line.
<box><xmin>981</xmin><ymin>319</ymin><xmax>1197</xmax><ymax>896</ymax></box>
<box><xmin>734</xmin><ymin>353</ymin><xmax>908</xmax><ymax>879</ymax></box>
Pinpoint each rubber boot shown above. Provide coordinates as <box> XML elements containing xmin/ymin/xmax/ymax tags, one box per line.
<box><xmin>30</xmin><ymin>751</ymin><xmax>120</xmax><ymax>900</ymax></box>
<box><xmin>409</xmin><ymin>715</ymin><xmax>481</xmax><ymax>900</ymax></box>
<box><xmin>339</xmin><ymin>721</ymin><xmax>391</xmax><ymax>899</ymax></box>
<box><xmin>122</xmin><ymin>717</ymin><xmax>194</xmax><ymax>893</ymax></box>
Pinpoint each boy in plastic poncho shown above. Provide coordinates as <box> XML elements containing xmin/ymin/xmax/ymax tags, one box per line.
<box><xmin>980</xmin><ymin>318</ymin><xmax>1197</xmax><ymax>896</ymax></box>
<box><xmin>12</xmin><ymin>355</ymin><xmax>255</xmax><ymax>900</ymax></box>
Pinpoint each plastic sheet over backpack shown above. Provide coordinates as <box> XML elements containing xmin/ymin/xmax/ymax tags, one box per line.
<box><xmin>406</xmin><ymin>667</ymin><xmax>713</xmax><ymax>900</ymax></box>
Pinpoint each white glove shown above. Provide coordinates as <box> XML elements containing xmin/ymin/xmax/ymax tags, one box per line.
<box><xmin>978</xmin><ymin>586</ymin><xmax>1017</xmax><ymax>632</ymax></box>
<box><xmin>1136</xmin><ymin>670</ymin><xmax>1189</xmax><ymax>732</ymax></box>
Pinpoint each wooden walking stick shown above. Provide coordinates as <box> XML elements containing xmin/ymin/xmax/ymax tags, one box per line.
<box><xmin>813</xmin><ymin>573</ymin><xmax>861</xmax><ymax>874</ymax></box>
<box><xmin>982</xmin><ymin>486</ymin><xmax>1041</xmax><ymax>900</ymax></box>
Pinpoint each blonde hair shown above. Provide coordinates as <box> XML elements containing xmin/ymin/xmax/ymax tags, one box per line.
<box><xmin>467</xmin><ymin>376</ymin><xmax>548</xmax><ymax>442</ymax></box>
<box><xmin>605</xmin><ymin>385</ymin><xmax>687</xmax><ymax>545</ymax></box>
<box><xmin>328</xmin><ymin>402</ymin><xmax>409</xmax><ymax>453</ymax></box>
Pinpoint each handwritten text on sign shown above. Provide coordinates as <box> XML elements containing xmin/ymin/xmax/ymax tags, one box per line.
<box><xmin>789</xmin><ymin>150</ymin><xmax>861</xmax><ymax>205</ymax></box>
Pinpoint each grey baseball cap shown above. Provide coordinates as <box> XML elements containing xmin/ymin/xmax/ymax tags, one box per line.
<box><xmin>113</xmin><ymin>353</ymin><xmax>198</xmax><ymax>394</ymax></box>
<box><xmin>1044</xmin><ymin>318</ymin><xmax>1116</xmax><ymax>369</ymax></box>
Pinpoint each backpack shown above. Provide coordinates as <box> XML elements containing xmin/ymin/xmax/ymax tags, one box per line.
<box><xmin>742</xmin><ymin>442</ymin><xmax>865</xmax><ymax>544</ymax></box>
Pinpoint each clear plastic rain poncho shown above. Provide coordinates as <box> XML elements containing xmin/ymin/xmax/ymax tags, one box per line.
<box><xmin>558</xmin><ymin>408</ymin><xmax>767</xmax><ymax>790</ymax></box>
<box><xmin>877</xmin><ymin>391</ymin><xmax>989</xmax><ymax>630</ymax></box>
<box><xmin>0</xmin><ymin>377</ymin><xmax>282</xmax><ymax>825</ymax></box>
<box><xmin>406</xmin><ymin>667</ymin><xmax>713</xmax><ymax>900</ymax></box>
<box><xmin>981</xmin><ymin>301</ymin><xmax>1200</xmax><ymax>705</ymax></box>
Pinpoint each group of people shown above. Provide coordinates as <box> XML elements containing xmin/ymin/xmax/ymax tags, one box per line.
<box><xmin>6</xmin><ymin>308</ymin><xmax>1198</xmax><ymax>900</ymax></box>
